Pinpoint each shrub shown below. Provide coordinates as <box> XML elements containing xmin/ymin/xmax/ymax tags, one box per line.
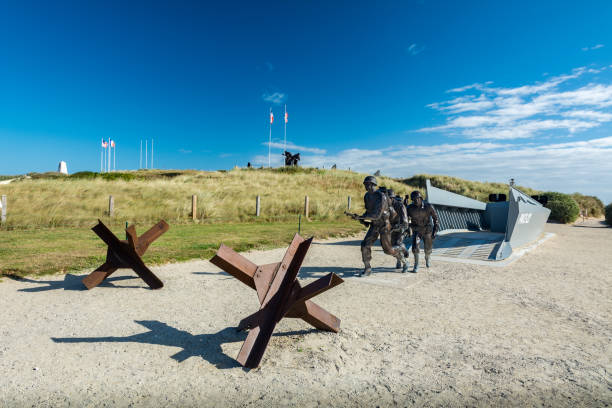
<box><xmin>27</xmin><ymin>172</ymin><xmax>67</xmax><ymax>179</ymax></box>
<box><xmin>571</xmin><ymin>193</ymin><xmax>605</xmax><ymax>218</ymax></box>
<box><xmin>544</xmin><ymin>191</ymin><xmax>580</xmax><ymax>223</ymax></box>
<box><xmin>70</xmin><ymin>171</ymin><xmax>99</xmax><ymax>180</ymax></box>
<box><xmin>605</xmin><ymin>203</ymin><xmax>612</xmax><ymax>226</ymax></box>
<box><xmin>100</xmin><ymin>172</ymin><xmax>136</xmax><ymax>182</ymax></box>
<box><xmin>69</xmin><ymin>171</ymin><xmax>136</xmax><ymax>181</ymax></box>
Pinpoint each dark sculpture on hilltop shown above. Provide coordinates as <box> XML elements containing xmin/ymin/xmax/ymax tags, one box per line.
<box><xmin>283</xmin><ymin>151</ymin><xmax>301</xmax><ymax>166</ymax></box>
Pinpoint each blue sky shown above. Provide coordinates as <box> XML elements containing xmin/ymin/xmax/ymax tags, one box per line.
<box><xmin>1</xmin><ymin>1</ymin><xmax>612</xmax><ymax>202</ymax></box>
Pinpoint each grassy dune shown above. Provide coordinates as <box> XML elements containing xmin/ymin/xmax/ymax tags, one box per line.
<box><xmin>3</xmin><ymin>167</ymin><xmax>597</xmax><ymax>278</ymax></box>
<box><xmin>0</xmin><ymin>168</ymin><xmax>411</xmax><ymax>229</ymax></box>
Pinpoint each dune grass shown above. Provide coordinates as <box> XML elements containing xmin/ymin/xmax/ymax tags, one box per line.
<box><xmin>0</xmin><ymin>168</ymin><xmax>411</xmax><ymax>229</ymax></box>
<box><xmin>571</xmin><ymin>193</ymin><xmax>605</xmax><ymax>218</ymax></box>
<box><xmin>401</xmin><ymin>174</ymin><xmax>542</xmax><ymax>202</ymax></box>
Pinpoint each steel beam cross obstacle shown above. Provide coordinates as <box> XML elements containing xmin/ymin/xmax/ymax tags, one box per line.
<box><xmin>82</xmin><ymin>219</ymin><xmax>169</xmax><ymax>290</ymax></box>
<box><xmin>210</xmin><ymin>234</ymin><xmax>344</xmax><ymax>368</ymax></box>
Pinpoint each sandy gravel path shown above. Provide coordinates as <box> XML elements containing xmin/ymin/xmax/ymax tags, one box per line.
<box><xmin>1</xmin><ymin>220</ymin><xmax>610</xmax><ymax>407</ymax></box>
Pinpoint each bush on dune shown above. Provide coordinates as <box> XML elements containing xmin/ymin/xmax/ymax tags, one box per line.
<box><xmin>605</xmin><ymin>203</ymin><xmax>612</xmax><ymax>226</ymax></box>
<box><xmin>571</xmin><ymin>193</ymin><xmax>605</xmax><ymax>218</ymax></box>
<box><xmin>544</xmin><ymin>192</ymin><xmax>580</xmax><ymax>223</ymax></box>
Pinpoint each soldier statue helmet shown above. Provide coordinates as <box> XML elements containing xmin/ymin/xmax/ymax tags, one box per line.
<box><xmin>363</xmin><ymin>175</ymin><xmax>377</xmax><ymax>186</ymax></box>
<box><xmin>410</xmin><ymin>190</ymin><xmax>423</xmax><ymax>204</ymax></box>
<box><xmin>363</xmin><ymin>176</ymin><xmax>377</xmax><ymax>192</ymax></box>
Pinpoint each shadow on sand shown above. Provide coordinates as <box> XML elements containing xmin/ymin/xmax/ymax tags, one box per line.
<box><xmin>572</xmin><ymin>220</ymin><xmax>609</xmax><ymax>228</ymax></box>
<box><xmin>299</xmin><ymin>265</ymin><xmax>403</xmax><ymax>279</ymax></box>
<box><xmin>192</xmin><ymin>271</ymin><xmax>232</xmax><ymax>278</ymax></box>
<box><xmin>51</xmin><ymin>320</ymin><xmax>316</xmax><ymax>370</ymax></box>
<box><xmin>11</xmin><ymin>274</ymin><xmax>141</xmax><ymax>293</ymax></box>
<box><xmin>313</xmin><ymin>239</ymin><xmax>363</xmax><ymax>247</ymax></box>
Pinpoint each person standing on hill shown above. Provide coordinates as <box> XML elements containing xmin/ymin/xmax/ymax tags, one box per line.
<box><xmin>406</xmin><ymin>191</ymin><xmax>439</xmax><ymax>272</ymax></box>
<box><xmin>348</xmin><ymin>176</ymin><xmax>408</xmax><ymax>276</ymax></box>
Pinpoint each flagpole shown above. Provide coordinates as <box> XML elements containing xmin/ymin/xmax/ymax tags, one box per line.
<box><xmin>268</xmin><ymin>108</ymin><xmax>271</xmax><ymax>168</ymax></box>
<box><xmin>151</xmin><ymin>139</ymin><xmax>154</xmax><ymax>169</ymax></box>
<box><xmin>113</xmin><ymin>143</ymin><xmax>116</xmax><ymax>171</ymax></box>
<box><xmin>284</xmin><ymin>104</ymin><xmax>287</xmax><ymax>159</ymax></box>
<box><xmin>145</xmin><ymin>140</ymin><xmax>148</xmax><ymax>169</ymax></box>
<box><xmin>108</xmin><ymin>138</ymin><xmax>111</xmax><ymax>173</ymax></box>
<box><xmin>140</xmin><ymin>140</ymin><xmax>142</xmax><ymax>169</ymax></box>
<box><xmin>100</xmin><ymin>141</ymin><xmax>103</xmax><ymax>173</ymax></box>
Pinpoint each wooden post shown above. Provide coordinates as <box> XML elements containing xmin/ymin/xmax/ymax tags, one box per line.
<box><xmin>256</xmin><ymin>195</ymin><xmax>261</xmax><ymax>217</ymax></box>
<box><xmin>1</xmin><ymin>195</ymin><xmax>6</xmax><ymax>224</ymax></box>
<box><xmin>304</xmin><ymin>195</ymin><xmax>309</xmax><ymax>218</ymax></box>
<box><xmin>347</xmin><ymin>196</ymin><xmax>351</xmax><ymax>210</ymax></box>
<box><xmin>192</xmin><ymin>195</ymin><xmax>197</xmax><ymax>220</ymax></box>
<box><xmin>108</xmin><ymin>195</ymin><xmax>114</xmax><ymax>217</ymax></box>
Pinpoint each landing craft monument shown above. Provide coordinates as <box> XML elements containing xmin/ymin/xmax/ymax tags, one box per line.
<box><xmin>424</xmin><ymin>179</ymin><xmax>551</xmax><ymax>261</ymax></box>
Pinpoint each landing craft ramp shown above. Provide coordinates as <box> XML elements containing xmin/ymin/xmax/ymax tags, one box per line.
<box><xmin>429</xmin><ymin>231</ymin><xmax>504</xmax><ymax>261</ymax></box>
<box><xmin>407</xmin><ymin>230</ymin><xmax>505</xmax><ymax>262</ymax></box>
<box><xmin>417</xmin><ymin>179</ymin><xmax>551</xmax><ymax>262</ymax></box>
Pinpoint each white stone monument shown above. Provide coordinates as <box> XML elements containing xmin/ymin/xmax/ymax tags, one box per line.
<box><xmin>58</xmin><ymin>161</ymin><xmax>68</xmax><ymax>174</ymax></box>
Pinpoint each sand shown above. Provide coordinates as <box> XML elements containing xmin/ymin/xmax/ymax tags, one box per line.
<box><xmin>0</xmin><ymin>219</ymin><xmax>610</xmax><ymax>407</ymax></box>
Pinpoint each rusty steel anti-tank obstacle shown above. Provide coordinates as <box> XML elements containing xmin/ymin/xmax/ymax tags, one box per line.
<box><xmin>82</xmin><ymin>219</ymin><xmax>169</xmax><ymax>290</ymax></box>
<box><xmin>210</xmin><ymin>233</ymin><xmax>344</xmax><ymax>368</ymax></box>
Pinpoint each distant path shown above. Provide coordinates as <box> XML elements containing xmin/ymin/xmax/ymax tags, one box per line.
<box><xmin>0</xmin><ymin>178</ymin><xmax>15</xmax><ymax>185</ymax></box>
<box><xmin>0</xmin><ymin>222</ymin><xmax>610</xmax><ymax>406</ymax></box>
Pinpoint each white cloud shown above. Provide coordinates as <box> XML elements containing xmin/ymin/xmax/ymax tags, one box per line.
<box><xmin>563</xmin><ymin>110</ymin><xmax>612</xmax><ymax>122</ymax></box>
<box><xmin>262</xmin><ymin>92</ymin><xmax>286</xmax><ymax>105</ymax></box>
<box><xmin>446</xmin><ymin>81</ymin><xmax>493</xmax><ymax>93</ymax></box>
<box><xmin>420</xmin><ymin>66</ymin><xmax>612</xmax><ymax>140</ymax></box>
<box><xmin>265</xmin><ymin>141</ymin><xmax>326</xmax><ymax>154</ymax></box>
<box><xmin>407</xmin><ymin>43</ymin><xmax>425</xmax><ymax>56</ymax></box>
<box><xmin>582</xmin><ymin>44</ymin><xmax>604</xmax><ymax>51</ymax></box>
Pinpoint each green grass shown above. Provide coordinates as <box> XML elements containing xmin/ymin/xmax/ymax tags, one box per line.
<box><xmin>0</xmin><ymin>168</ymin><xmax>411</xmax><ymax>229</ymax></box>
<box><xmin>0</xmin><ymin>220</ymin><xmax>363</xmax><ymax>278</ymax></box>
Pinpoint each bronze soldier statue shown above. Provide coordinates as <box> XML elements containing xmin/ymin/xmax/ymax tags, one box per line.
<box><xmin>405</xmin><ymin>190</ymin><xmax>439</xmax><ymax>272</ymax></box>
<box><xmin>387</xmin><ymin>189</ymin><xmax>410</xmax><ymax>269</ymax></box>
<box><xmin>347</xmin><ymin>176</ymin><xmax>408</xmax><ymax>276</ymax></box>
